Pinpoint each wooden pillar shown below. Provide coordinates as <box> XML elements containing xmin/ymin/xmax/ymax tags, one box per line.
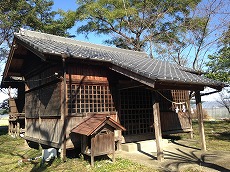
<box><xmin>12</xmin><ymin>122</ymin><xmax>15</xmax><ymax>136</ymax></box>
<box><xmin>16</xmin><ymin>121</ymin><xmax>20</xmax><ymax>137</ymax></box>
<box><xmin>195</xmin><ymin>91</ymin><xmax>206</xmax><ymax>151</ymax></box>
<box><xmin>187</xmin><ymin>98</ymin><xmax>193</xmax><ymax>139</ymax></box>
<box><xmin>61</xmin><ymin>54</ymin><xmax>68</xmax><ymax>161</ymax></box>
<box><xmin>152</xmin><ymin>92</ymin><xmax>164</xmax><ymax>161</ymax></box>
<box><xmin>112</xmin><ymin>134</ymin><xmax>115</xmax><ymax>163</ymax></box>
<box><xmin>91</xmin><ymin>137</ymin><xmax>95</xmax><ymax>166</ymax></box>
<box><xmin>8</xmin><ymin>86</ymin><xmax>12</xmax><ymax>136</ymax></box>
<box><xmin>8</xmin><ymin>121</ymin><xmax>11</xmax><ymax>135</ymax></box>
<box><xmin>11</xmin><ymin>122</ymin><xmax>13</xmax><ymax>135</ymax></box>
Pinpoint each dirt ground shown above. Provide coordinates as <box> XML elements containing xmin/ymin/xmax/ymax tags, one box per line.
<box><xmin>116</xmin><ymin>140</ymin><xmax>230</xmax><ymax>172</ymax></box>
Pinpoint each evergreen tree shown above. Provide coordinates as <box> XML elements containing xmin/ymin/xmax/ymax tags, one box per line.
<box><xmin>206</xmin><ymin>27</ymin><xmax>230</xmax><ymax>83</ymax></box>
<box><xmin>0</xmin><ymin>0</ymin><xmax>75</xmax><ymax>61</ymax></box>
<box><xmin>73</xmin><ymin>0</ymin><xmax>201</xmax><ymax>54</ymax></box>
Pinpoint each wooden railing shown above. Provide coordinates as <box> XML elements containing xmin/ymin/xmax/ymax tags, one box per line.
<box><xmin>9</xmin><ymin>113</ymin><xmax>25</xmax><ymax>121</ymax></box>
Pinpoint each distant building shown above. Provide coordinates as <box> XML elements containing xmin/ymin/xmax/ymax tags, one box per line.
<box><xmin>202</xmin><ymin>101</ymin><xmax>230</xmax><ymax>119</ymax></box>
<box><xmin>191</xmin><ymin>100</ymin><xmax>230</xmax><ymax>119</ymax></box>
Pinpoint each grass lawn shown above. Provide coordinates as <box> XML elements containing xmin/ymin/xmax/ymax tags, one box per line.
<box><xmin>175</xmin><ymin>120</ymin><xmax>230</xmax><ymax>151</ymax></box>
<box><xmin>0</xmin><ymin>126</ymin><xmax>156</xmax><ymax>172</ymax></box>
<box><xmin>0</xmin><ymin>120</ymin><xmax>229</xmax><ymax>172</ymax></box>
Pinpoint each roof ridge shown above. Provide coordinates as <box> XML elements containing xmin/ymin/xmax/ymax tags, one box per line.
<box><xmin>15</xmin><ymin>28</ymin><xmax>147</xmax><ymax>57</ymax></box>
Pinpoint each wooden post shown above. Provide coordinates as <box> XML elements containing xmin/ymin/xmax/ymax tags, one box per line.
<box><xmin>91</xmin><ymin>137</ymin><xmax>95</xmax><ymax>166</ymax></box>
<box><xmin>16</xmin><ymin>121</ymin><xmax>20</xmax><ymax>137</ymax></box>
<box><xmin>152</xmin><ymin>92</ymin><xmax>164</xmax><ymax>161</ymax></box>
<box><xmin>61</xmin><ymin>54</ymin><xmax>68</xmax><ymax>161</ymax></box>
<box><xmin>8</xmin><ymin>121</ymin><xmax>11</xmax><ymax>135</ymax></box>
<box><xmin>112</xmin><ymin>133</ymin><xmax>115</xmax><ymax>162</ymax></box>
<box><xmin>11</xmin><ymin>122</ymin><xmax>14</xmax><ymax>136</ymax></box>
<box><xmin>187</xmin><ymin>98</ymin><xmax>193</xmax><ymax>139</ymax></box>
<box><xmin>195</xmin><ymin>91</ymin><xmax>206</xmax><ymax>151</ymax></box>
<box><xmin>8</xmin><ymin>86</ymin><xmax>11</xmax><ymax>136</ymax></box>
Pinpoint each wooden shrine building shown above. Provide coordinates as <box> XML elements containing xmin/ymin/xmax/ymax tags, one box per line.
<box><xmin>1</xmin><ymin>29</ymin><xmax>225</xmax><ymax>161</ymax></box>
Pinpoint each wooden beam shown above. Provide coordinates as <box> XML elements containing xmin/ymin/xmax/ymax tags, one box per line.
<box><xmin>24</xmin><ymin>136</ymin><xmax>61</xmax><ymax>148</ymax></box>
<box><xmin>155</xmin><ymin>82</ymin><xmax>204</xmax><ymax>91</ymax></box>
<box><xmin>152</xmin><ymin>92</ymin><xmax>164</xmax><ymax>161</ymax></box>
<box><xmin>110</xmin><ymin>65</ymin><xmax>155</xmax><ymax>89</ymax></box>
<box><xmin>195</xmin><ymin>91</ymin><xmax>206</xmax><ymax>151</ymax></box>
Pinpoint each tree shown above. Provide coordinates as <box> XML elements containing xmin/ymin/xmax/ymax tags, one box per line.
<box><xmin>0</xmin><ymin>0</ymin><xmax>75</xmax><ymax>63</ymax></box>
<box><xmin>217</xmin><ymin>88</ymin><xmax>230</xmax><ymax>115</ymax></box>
<box><xmin>74</xmin><ymin>0</ymin><xmax>201</xmax><ymax>55</ymax></box>
<box><xmin>0</xmin><ymin>99</ymin><xmax>9</xmax><ymax>114</ymax></box>
<box><xmin>206</xmin><ymin>27</ymin><xmax>230</xmax><ymax>115</ymax></box>
<box><xmin>206</xmin><ymin>27</ymin><xmax>230</xmax><ymax>83</ymax></box>
<box><xmin>156</xmin><ymin>0</ymin><xmax>230</xmax><ymax>70</ymax></box>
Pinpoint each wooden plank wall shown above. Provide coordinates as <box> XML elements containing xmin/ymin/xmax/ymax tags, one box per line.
<box><xmin>40</xmin><ymin>118</ymin><xmax>63</xmax><ymax>143</ymax></box>
<box><xmin>160</xmin><ymin>112</ymin><xmax>191</xmax><ymax>132</ymax></box>
<box><xmin>160</xmin><ymin>90</ymin><xmax>191</xmax><ymax>132</ymax></box>
<box><xmin>25</xmin><ymin>119</ymin><xmax>40</xmax><ymax>140</ymax></box>
<box><xmin>25</xmin><ymin>118</ymin><xmax>63</xmax><ymax>146</ymax></box>
<box><xmin>25</xmin><ymin>83</ymin><xmax>61</xmax><ymax>118</ymax></box>
<box><xmin>25</xmin><ymin>65</ymin><xmax>63</xmax><ymax>146</ymax></box>
<box><xmin>25</xmin><ymin>65</ymin><xmax>61</xmax><ymax>118</ymax></box>
<box><xmin>66</xmin><ymin>116</ymin><xmax>91</xmax><ymax>148</ymax></box>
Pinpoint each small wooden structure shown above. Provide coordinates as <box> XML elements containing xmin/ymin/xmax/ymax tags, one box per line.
<box><xmin>8</xmin><ymin>112</ymin><xmax>25</xmax><ymax>136</ymax></box>
<box><xmin>8</xmin><ymin>97</ymin><xmax>25</xmax><ymax>137</ymax></box>
<box><xmin>71</xmin><ymin>113</ymin><xmax>125</xmax><ymax>166</ymax></box>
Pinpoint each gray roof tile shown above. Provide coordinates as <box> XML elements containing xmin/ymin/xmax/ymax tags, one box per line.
<box><xmin>14</xmin><ymin>29</ymin><xmax>224</xmax><ymax>89</ymax></box>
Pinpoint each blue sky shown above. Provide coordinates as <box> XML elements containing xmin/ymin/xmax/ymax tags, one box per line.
<box><xmin>52</xmin><ymin>0</ymin><xmax>106</xmax><ymax>45</ymax></box>
<box><xmin>52</xmin><ymin>0</ymin><xmax>76</xmax><ymax>11</ymax></box>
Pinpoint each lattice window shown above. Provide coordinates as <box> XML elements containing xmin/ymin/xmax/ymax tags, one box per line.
<box><xmin>171</xmin><ymin>90</ymin><xmax>189</xmax><ymax>113</ymax></box>
<box><xmin>67</xmin><ymin>84</ymin><xmax>115</xmax><ymax>115</ymax></box>
<box><xmin>120</xmin><ymin>87</ymin><xmax>153</xmax><ymax>135</ymax></box>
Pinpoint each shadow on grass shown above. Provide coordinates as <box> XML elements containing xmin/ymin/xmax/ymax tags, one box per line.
<box><xmin>213</xmin><ymin>131</ymin><xmax>230</xmax><ymax>141</ymax></box>
<box><xmin>0</xmin><ymin>126</ymin><xmax>8</xmax><ymax>136</ymax></box>
<box><xmin>203</xmin><ymin>121</ymin><xmax>230</xmax><ymax>141</ymax></box>
<box><xmin>30</xmin><ymin>158</ymin><xmax>56</xmax><ymax>172</ymax></box>
<box><xmin>30</xmin><ymin>149</ymin><xmax>80</xmax><ymax>171</ymax></box>
<box><xmin>164</xmin><ymin>149</ymin><xmax>230</xmax><ymax>172</ymax></box>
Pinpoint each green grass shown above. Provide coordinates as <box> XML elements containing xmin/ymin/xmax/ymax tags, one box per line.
<box><xmin>171</xmin><ymin>120</ymin><xmax>230</xmax><ymax>151</ymax></box>
<box><xmin>0</xmin><ymin>126</ymin><xmax>156</xmax><ymax>172</ymax></box>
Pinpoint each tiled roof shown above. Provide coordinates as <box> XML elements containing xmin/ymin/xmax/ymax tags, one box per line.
<box><xmin>13</xmin><ymin>29</ymin><xmax>224</xmax><ymax>89</ymax></box>
<box><xmin>71</xmin><ymin>114</ymin><xmax>125</xmax><ymax>136</ymax></box>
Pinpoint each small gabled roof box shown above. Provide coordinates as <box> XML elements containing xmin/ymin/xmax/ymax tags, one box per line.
<box><xmin>71</xmin><ymin>113</ymin><xmax>126</xmax><ymax>136</ymax></box>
